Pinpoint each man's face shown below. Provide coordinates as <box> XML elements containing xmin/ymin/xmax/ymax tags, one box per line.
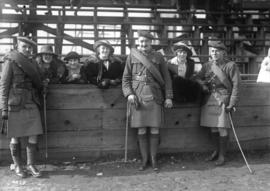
<box><xmin>17</xmin><ymin>41</ymin><xmax>33</xmax><ymax>57</ymax></box>
<box><xmin>42</xmin><ymin>54</ymin><xmax>53</xmax><ymax>64</ymax></box>
<box><xmin>210</xmin><ymin>47</ymin><xmax>225</xmax><ymax>62</ymax></box>
<box><xmin>98</xmin><ymin>45</ymin><xmax>110</xmax><ymax>60</ymax></box>
<box><xmin>137</xmin><ymin>36</ymin><xmax>152</xmax><ymax>52</ymax></box>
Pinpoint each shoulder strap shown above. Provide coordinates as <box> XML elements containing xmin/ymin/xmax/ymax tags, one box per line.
<box><xmin>131</xmin><ymin>48</ymin><xmax>165</xmax><ymax>87</ymax></box>
<box><xmin>8</xmin><ymin>51</ymin><xmax>42</xmax><ymax>89</ymax></box>
<box><xmin>211</xmin><ymin>62</ymin><xmax>232</xmax><ymax>92</ymax></box>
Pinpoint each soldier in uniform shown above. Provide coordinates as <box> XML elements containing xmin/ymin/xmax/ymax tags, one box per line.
<box><xmin>36</xmin><ymin>45</ymin><xmax>66</xmax><ymax>84</ymax></box>
<box><xmin>84</xmin><ymin>40</ymin><xmax>124</xmax><ymax>89</ymax></box>
<box><xmin>0</xmin><ymin>36</ymin><xmax>44</xmax><ymax>178</ymax></box>
<box><xmin>122</xmin><ymin>30</ymin><xmax>173</xmax><ymax>171</ymax></box>
<box><xmin>195</xmin><ymin>40</ymin><xmax>241</xmax><ymax>166</ymax></box>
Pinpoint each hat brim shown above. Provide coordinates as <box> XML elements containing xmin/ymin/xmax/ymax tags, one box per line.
<box><xmin>17</xmin><ymin>37</ymin><xmax>37</xmax><ymax>47</ymax></box>
<box><xmin>94</xmin><ymin>43</ymin><xmax>114</xmax><ymax>54</ymax></box>
<box><xmin>37</xmin><ymin>52</ymin><xmax>57</xmax><ymax>56</ymax></box>
<box><xmin>173</xmin><ymin>45</ymin><xmax>192</xmax><ymax>57</ymax></box>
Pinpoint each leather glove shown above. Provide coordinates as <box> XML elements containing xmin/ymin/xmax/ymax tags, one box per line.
<box><xmin>164</xmin><ymin>99</ymin><xmax>173</xmax><ymax>108</ymax></box>
<box><xmin>2</xmin><ymin>110</ymin><xmax>8</xmax><ymax>120</ymax></box>
<box><xmin>98</xmin><ymin>79</ymin><xmax>110</xmax><ymax>89</ymax></box>
<box><xmin>128</xmin><ymin>94</ymin><xmax>139</xmax><ymax>109</ymax></box>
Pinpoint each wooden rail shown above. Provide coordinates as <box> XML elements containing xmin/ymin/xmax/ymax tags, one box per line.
<box><xmin>0</xmin><ymin>82</ymin><xmax>270</xmax><ymax>161</ymax></box>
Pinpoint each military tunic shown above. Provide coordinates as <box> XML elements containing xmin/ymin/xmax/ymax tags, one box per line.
<box><xmin>122</xmin><ymin>49</ymin><xmax>173</xmax><ymax>128</ymax></box>
<box><xmin>0</xmin><ymin>51</ymin><xmax>43</xmax><ymax>138</ymax></box>
<box><xmin>196</xmin><ymin>59</ymin><xmax>240</xmax><ymax>128</ymax></box>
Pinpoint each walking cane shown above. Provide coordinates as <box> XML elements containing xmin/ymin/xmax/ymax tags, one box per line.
<box><xmin>43</xmin><ymin>88</ymin><xmax>48</xmax><ymax>160</ymax></box>
<box><xmin>124</xmin><ymin>101</ymin><xmax>131</xmax><ymax>163</ymax></box>
<box><xmin>228</xmin><ymin>110</ymin><xmax>254</xmax><ymax>174</ymax></box>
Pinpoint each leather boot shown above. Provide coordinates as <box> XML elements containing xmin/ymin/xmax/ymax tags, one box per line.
<box><xmin>26</xmin><ymin>143</ymin><xmax>42</xmax><ymax>178</ymax></box>
<box><xmin>150</xmin><ymin>134</ymin><xmax>159</xmax><ymax>171</ymax></box>
<box><xmin>205</xmin><ymin>132</ymin><xmax>219</xmax><ymax>161</ymax></box>
<box><xmin>138</xmin><ymin>134</ymin><xmax>148</xmax><ymax>171</ymax></box>
<box><xmin>10</xmin><ymin>143</ymin><xmax>26</xmax><ymax>178</ymax></box>
<box><xmin>215</xmin><ymin>136</ymin><xmax>228</xmax><ymax>166</ymax></box>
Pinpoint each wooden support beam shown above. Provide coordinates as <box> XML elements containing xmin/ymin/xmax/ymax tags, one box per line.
<box><xmin>37</xmin><ymin>24</ymin><xmax>93</xmax><ymax>51</ymax></box>
<box><xmin>0</xmin><ymin>27</ymin><xmax>19</xmax><ymax>39</ymax></box>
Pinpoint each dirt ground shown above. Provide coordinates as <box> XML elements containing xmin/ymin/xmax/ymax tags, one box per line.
<box><xmin>0</xmin><ymin>151</ymin><xmax>270</xmax><ymax>191</ymax></box>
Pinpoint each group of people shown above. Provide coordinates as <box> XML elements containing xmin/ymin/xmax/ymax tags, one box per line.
<box><xmin>35</xmin><ymin>40</ymin><xmax>124</xmax><ymax>88</ymax></box>
<box><xmin>0</xmin><ymin>30</ymin><xmax>240</xmax><ymax>178</ymax></box>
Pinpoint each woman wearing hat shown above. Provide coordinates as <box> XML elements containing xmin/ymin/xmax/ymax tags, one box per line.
<box><xmin>195</xmin><ymin>40</ymin><xmax>241</xmax><ymax>166</ymax></box>
<box><xmin>84</xmin><ymin>40</ymin><xmax>124</xmax><ymax>89</ymax></box>
<box><xmin>36</xmin><ymin>45</ymin><xmax>66</xmax><ymax>84</ymax></box>
<box><xmin>63</xmin><ymin>51</ymin><xmax>86</xmax><ymax>84</ymax></box>
<box><xmin>167</xmin><ymin>42</ymin><xmax>201</xmax><ymax>102</ymax></box>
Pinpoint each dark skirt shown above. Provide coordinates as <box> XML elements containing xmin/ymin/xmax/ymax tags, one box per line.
<box><xmin>7</xmin><ymin>103</ymin><xmax>43</xmax><ymax>138</ymax></box>
<box><xmin>172</xmin><ymin>77</ymin><xmax>202</xmax><ymax>103</ymax></box>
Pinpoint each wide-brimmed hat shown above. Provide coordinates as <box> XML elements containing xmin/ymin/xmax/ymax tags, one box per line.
<box><xmin>208</xmin><ymin>40</ymin><xmax>227</xmax><ymax>51</ymax></box>
<box><xmin>137</xmin><ymin>30</ymin><xmax>154</xmax><ymax>40</ymax></box>
<box><xmin>37</xmin><ymin>45</ymin><xmax>57</xmax><ymax>56</ymax></box>
<box><xmin>173</xmin><ymin>42</ymin><xmax>192</xmax><ymax>57</ymax></box>
<box><xmin>93</xmin><ymin>40</ymin><xmax>114</xmax><ymax>54</ymax></box>
<box><xmin>64</xmin><ymin>51</ymin><xmax>82</xmax><ymax>61</ymax></box>
<box><xmin>17</xmin><ymin>36</ymin><xmax>37</xmax><ymax>47</ymax></box>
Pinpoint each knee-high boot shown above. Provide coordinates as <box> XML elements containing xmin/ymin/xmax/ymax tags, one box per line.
<box><xmin>26</xmin><ymin>143</ymin><xmax>42</xmax><ymax>177</ymax></box>
<box><xmin>215</xmin><ymin>136</ymin><xmax>228</xmax><ymax>166</ymax></box>
<box><xmin>10</xmin><ymin>143</ymin><xmax>26</xmax><ymax>178</ymax></box>
<box><xmin>150</xmin><ymin>134</ymin><xmax>159</xmax><ymax>171</ymax></box>
<box><xmin>138</xmin><ymin>134</ymin><xmax>148</xmax><ymax>171</ymax></box>
<box><xmin>205</xmin><ymin>132</ymin><xmax>219</xmax><ymax>161</ymax></box>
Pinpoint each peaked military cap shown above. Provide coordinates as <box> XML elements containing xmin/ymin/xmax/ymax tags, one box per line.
<box><xmin>37</xmin><ymin>45</ymin><xmax>57</xmax><ymax>56</ymax></box>
<box><xmin>208</xmin><ymin>40</ymin><xmax>227</xmax><ymax>51</ymax></box>
<box><xmin>173</xmin><ymin>42</ymin><xmax>192</xmax><ymax>57</ymax></box>
<box><xmin>93</xmin><ymin>40</ymin><xmax>114</xmax><ymax>54</ymax></box>
<box><xmin>64</xmin><ymin>51</ymin><xmax>82</xmax><ymax>61</ymax></box>
<box><xmin>137</xmin><ymin>30</ymin><xmax>154</xmax><ymax>40</ymax></box>
<box><xmin>17</xmin><ymin>36</ymin><xmax>37</xmax><ymax>47</ymax></box>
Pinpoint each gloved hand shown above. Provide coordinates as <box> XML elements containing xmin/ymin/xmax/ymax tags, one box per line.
<box><xmin>110</xmin><ymin>79</ymin><xmax>121</xmax><ymax>86</ymax></box>
<box><xmin>98</xmin><ymin>79</ymin><xmax>110</xmax><ymax>89</ymax></box>
<box><xmin>201</xmin><ymin>84</ymin><xmax>209</xmax><ymax>93</ymax></box>
<box><xmin>128</xmin><ymin>94</ymin><xmax>139</xmax><ymax>109</ymax></box>
<box><xmin>2</xmin><ymin>110</ymin><xmax>8</xmax><ymax>120</ymax></box>
<box><xmin>164</xmin><ymin>99</ymin><xmax>173</xmax><ymax>108</ymax></box>
<box><xmin>225</xmin><ymin>106</ymin><xmax>235</xmax><ymax>113</ymax></box>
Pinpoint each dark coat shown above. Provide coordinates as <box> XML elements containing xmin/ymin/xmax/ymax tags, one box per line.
<box><xmin>167</xmin><ymin>57</ymin><xmax>201</xmax><ymax>102</ymax></box>
<box><xmin>84</xmin><ymin>55</ymin><xmax>124</xmax><ymax>87</ymax></box>
<box><xmin>37</xmin><ymin>57</ymin><xmax>66</xmax><ymax>84</ymax></box>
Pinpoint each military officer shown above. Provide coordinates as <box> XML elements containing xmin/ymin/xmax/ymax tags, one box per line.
<box><xmin>122</xmin><ymin>30</ymin><xmax>173</xmax><ymax>171</ymax></box>
<box><xmin>195</xmin><ymin>40</ymin><xmax>241</xmax><ymax>166</ymax></box>
<box><xmin>0</xmin><ymin>36</ymin><xmax>44</xmax><ymax>178</ymax></box>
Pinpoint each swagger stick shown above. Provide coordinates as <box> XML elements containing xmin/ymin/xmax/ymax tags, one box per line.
<box><xmin>228</xmin><ymin>111</ymin><xmax>254</xmax><ymax>174</ymax></box>
<box><xmin>124</xmin><ymin>101</ymin><xmax>131</xmax><ymax>162</ymax></box>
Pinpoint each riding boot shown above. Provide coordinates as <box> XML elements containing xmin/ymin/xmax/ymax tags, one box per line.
<box><xmin>26</xmin><ymin>143</ymin><xmax>42</xmax><ymax>177</ymax></box>
<box><xmin>205</xmin><ymin>132</ymin><xmax>219</xmax><ymax>161</ymax></box>
<box><xmin>10</xmin><ymin>143</ymin><xmax>26</xmax><ymax>178</ymax></box>
<box><xmin>215</xmin><ymin>136</ymin><xmax>228</xmax><ymax>166</ymax></box>
<box><xmin>138</xmin><ymin>134</ymin><xmax>148</xmax><ymax>171</ymax></box>
<box><xmin>150</xmin><ymin>134</ymin><xmax>159</xmax><ymax>171</ymax></box>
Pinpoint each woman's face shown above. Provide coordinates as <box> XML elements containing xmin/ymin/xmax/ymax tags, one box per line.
<box><xmin>42</xmin><ymin>54</ymin><xmax>53</xmax><ymax>64</ymax></box>
<box><xmin>67</xmin><ymin>58</ymin><xmax>80</xmax><ymax>69</ymax></box>
<box><xmin>176</xmin><ymin>49</ymin><xmax>187</xmax><ymax>61</ymax></box>
<box><xmin>98</xmin><ymin>45</ymin><xmax>110</xmax><ymax>60</ymax></box>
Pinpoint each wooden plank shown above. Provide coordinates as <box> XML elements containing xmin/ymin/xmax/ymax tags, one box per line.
<box><xmin>233</xmin><ymin>106</ymin><xmax>270</xmax><ymax>127</ymax></box>
<box><xmin>47</xmin><ymin>84</ymin><xmax>125</xmax><ymax>109</ymax></box>
<box><xmin>47</xmin><ymin>109</ymin><xmax>102</xmax><ymax>131</ymax></box>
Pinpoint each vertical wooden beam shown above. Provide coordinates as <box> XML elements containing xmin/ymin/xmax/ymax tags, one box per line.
<box><xmin>55</xmin><ymin>12</ymin><xmax>65</xmax><ymax>56</ymax></box>
<box><xmin>93</xmin><ymin>6</ymin><xmax>98</xmax><ymax>42</ymax></box>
